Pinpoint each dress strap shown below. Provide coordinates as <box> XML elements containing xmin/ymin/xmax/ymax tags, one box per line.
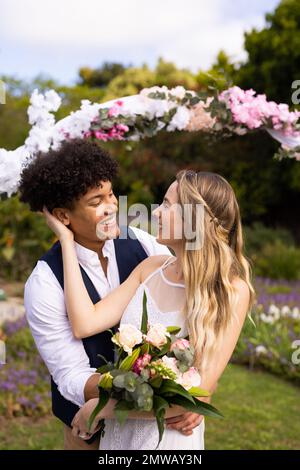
<box><xmin>141</xmin><ymin>255</ymin><xmax>175</xmax><ymax>287</ymax></box>
<box><xmin>160</xmin><ymin>255</ymin><xmax>176</xmax><ymax>270</ymax></box>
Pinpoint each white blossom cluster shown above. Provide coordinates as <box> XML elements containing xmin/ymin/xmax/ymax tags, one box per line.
<box><xmin>1</xmin><ymin>84</ymin><xmax>298</xmax><ymax>198</ymax></box>
<box><xmin>0</xmin><ymin>89</ymin><xmax>61</xmax><ymax>196</ymax></box>
<box><xmin>260</xmin><ymin>304</ymin><xmax>300</xmax><ymax>324</ymax></box>
<box><xmin>0</xmin><ymin>86</ymin><xmax>193</xmax><ymax>197</ymax></box>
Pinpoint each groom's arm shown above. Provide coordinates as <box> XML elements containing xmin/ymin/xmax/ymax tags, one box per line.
<box><xmin>24</xmin><ymin>261</ymin><xmax>98</xmax><ymax>407</ymax></box>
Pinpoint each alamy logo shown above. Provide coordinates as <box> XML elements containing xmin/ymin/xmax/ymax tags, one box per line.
<box><xmin>0</xmin><ymin>340</ymin><xmax>6</xmax><ymax>364</ymax></box>
<box><xmin>291</xmin><ymin>340</ymin><xmax>300</xmax><ymax>365</ymax></box>
<box><xmin>0</xmin><ymin>80</ymin><xmax>6</xmax><ymax>104</ymax></box>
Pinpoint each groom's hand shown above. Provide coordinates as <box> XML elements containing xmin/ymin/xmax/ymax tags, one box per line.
<box><xmin>165</xmin><ymin>412</ymin><xmax>203</xmax><ymax>435</ymax></box>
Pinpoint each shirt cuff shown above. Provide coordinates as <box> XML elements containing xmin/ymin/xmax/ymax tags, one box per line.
<box><xmin>57</xmin><ymin>368</ymin><xmax>97</xmax><ymax>407</ymax></box>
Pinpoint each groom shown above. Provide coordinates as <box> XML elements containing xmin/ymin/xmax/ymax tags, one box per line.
<box><xmin>21</xmin><ymin>139</ymin><xmax>203</xmax><ymax>450</ymax></box>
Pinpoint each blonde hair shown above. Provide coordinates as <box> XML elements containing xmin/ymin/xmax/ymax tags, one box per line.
<box><xmin>176</xmin><ymin>170</ymin><xmax>255</xmax><ymax>373</ymax></box>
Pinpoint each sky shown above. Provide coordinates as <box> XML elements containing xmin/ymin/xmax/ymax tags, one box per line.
<box><xmin>0</xmin><ymin>0</ymin><xmax>280</xmax><ymax>85</ymax></box>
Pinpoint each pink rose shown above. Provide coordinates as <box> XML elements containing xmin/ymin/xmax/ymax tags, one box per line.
<box><xmin>132</xmin><ymin>353</ymin><xmax>152</xmax><ymax>375</ymax></box>
<box><xmin>176</xmin><ymin>367</ymin><xmax>201</xmax><ymax>390</ymax></box>
<box><xmin>170</xmin><ymin>338</ymin><xmax>190</xmax><ymax>352</ymax></box>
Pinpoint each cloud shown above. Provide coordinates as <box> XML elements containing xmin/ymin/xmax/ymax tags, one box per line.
<box><xmin>0</xmin><ymin>0</ymin><xmax>279</xmax><ymax>81</ymax></box>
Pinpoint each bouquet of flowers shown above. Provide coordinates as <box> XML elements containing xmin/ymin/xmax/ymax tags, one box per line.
<box><xmin>89</xmin><ymin>292</ymin><xmax>222</xmax><ymax>448</ymax></box>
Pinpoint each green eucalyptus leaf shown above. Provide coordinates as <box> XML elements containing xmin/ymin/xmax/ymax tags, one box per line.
<box><xmin>114</xmin><ymin>400</ymin><xmax>134</xmax><ymax>426</ymax></box>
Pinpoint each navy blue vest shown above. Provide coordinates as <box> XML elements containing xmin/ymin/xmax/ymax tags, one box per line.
<box><xmin>40</xmin><ymin>226</ymin><xmax>148</xmax><ymax>429</ymax></box>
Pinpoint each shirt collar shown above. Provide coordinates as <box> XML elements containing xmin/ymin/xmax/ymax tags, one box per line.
<box><xmin>74</xmin><ymin>239</ymin><xmax>115</xmax><ymax>267</ymax></box>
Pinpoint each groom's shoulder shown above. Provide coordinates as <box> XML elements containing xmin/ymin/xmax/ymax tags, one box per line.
<box><xmin>25</xmin><ymin>241</ymin><xmax>61</xmax><ymax>287</ymax></box>
<box><xmin>127</xmin><ymin>226</ymin><xmax>171</xmax><ymax>256</ymax></box>
<box><xmin>40</xmin><ymin>240</ymin><xmax>61</xmax><ymax>262</ymax></box>
<box><xmin>25</xmin><ymin>260</ymin><xmax>61</xmax><ymax>291</ymax></box>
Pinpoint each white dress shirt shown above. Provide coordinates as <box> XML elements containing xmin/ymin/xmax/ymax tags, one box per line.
<box><xmin>24</xmin><ymin>227</ymin><xmax>170</xmax><ymax>407</ymax></box>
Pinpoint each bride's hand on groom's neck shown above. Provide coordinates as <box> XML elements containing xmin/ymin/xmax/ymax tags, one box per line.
<box><xmin>43</xmin><ymin>206</ymin><xmax>74</xmax><ymax>243</ymax></box>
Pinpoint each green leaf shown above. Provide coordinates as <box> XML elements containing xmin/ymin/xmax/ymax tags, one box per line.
<box><xmin>168</xmin><ymin>395</ymin><xmax>223</xmax><ymax>419</ymax></box>
<box><xmin>158</xmin><ymin>379</ymin><xmax>195</xmax><ymax>404</ymax></box>
<box><xmin>96</xmin><ymin>353</ymin><xmax>109</xmax><ymax>364</ymax></box>
<box><xmin>166</xmin><ymin>326</ymin><xmax>181</xmax><ymax>335</ymax></box>
<box><xmin>119</xmin><ymin>347</ymin><xmax>141</xmax><ymax>371</ymax></box>
<box><xmin>97</xmin><ymin>363</ymin><xmax>114</xmax><ymax>374</ymax></box>
<box><xmin>141</xmin><ymin>291</ymin><xmax>148</xmax><ymax>334</ymax></box>
<box><xmin>114</xmin><ymin>400</ymin><xmax>134</xmax><ymax>426</ymax></box>
<box><xmin>190</xmin><ymin>96</ymin><xmax>201</xmax><ymax>106</ymax></box>
<box><xmin>188</xmin><ymin>386</ymin><xmax>210</xmax><ymax>397</ymax></box>
<box><xmin>140</xmin><ymin>342</ymin><xmax>150</xmax><ymax>355</ymax></box>
<box><xmin>88</xmin><ymin>389</ymin><xmax>110</xmax><ymax>431</ymax></box>
<box><xmin>112</xmin><ymin>373</ymin><xmax>126</xmax><ymax>389</ymax></box>
<box><xmin>149</xmin><ymin>375</ymin><xmax>163</xmax><ymax>388</ymax></box>
<box><xmin>153</xmin><ymin>395</ymin><xmax>168</xmax><ymax>449</ymax></box>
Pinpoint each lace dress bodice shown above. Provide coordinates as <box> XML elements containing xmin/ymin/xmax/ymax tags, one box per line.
<box><xmin>100</xmin><ymin>256</ymin><xmax>205</xmax><ymax>450</ymax></box>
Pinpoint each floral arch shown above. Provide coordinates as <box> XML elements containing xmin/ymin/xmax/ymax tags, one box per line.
<box><xmin>0</xmin><ymin>85</ymin><xmax>300</xmax><ymax>197</ymax></box>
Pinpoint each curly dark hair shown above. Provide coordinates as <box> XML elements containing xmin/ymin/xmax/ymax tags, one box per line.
<box><xmin>19</xmin><ymin>139</ymin><xmax>118</xmax><ymax>212</ymax></box>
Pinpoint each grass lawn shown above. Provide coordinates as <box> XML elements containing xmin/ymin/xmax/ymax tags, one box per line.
<box><xmin>0</xmin><ymin>364</ymin><xmax>299</xmax><ymax>450</ymax></box>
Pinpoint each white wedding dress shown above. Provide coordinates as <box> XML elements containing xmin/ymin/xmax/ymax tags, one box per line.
<box><xmin>100</xmin><ymin>256</ymin><xmax>205</xmax><ymax>450</ymax></box>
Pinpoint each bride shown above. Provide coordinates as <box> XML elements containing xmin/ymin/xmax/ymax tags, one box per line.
<box><xmin>44</xmin><ymin>169</ymin><xmax>254</xmax><ymax>450</ymax></box>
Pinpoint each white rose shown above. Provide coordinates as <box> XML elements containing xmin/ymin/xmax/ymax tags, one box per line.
<box><xmin>145</xmin><ymin>323</ymin><xmax>170</xmax><ymax>349</ymax></box>
<box><xmin>113</xmin><ymin>324</ymin><xmax>143</xmax><ymax>356</ymax></box>
<box><xmin>161</xmin><ymin>356</ymin><xmax>180</xmax><ymax>376</ymax></box>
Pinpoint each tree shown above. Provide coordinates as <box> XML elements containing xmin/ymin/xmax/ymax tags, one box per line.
<box><xmin>196</xmin><ymin>50</ymin><xmax>237</xmax><ymax>91</ymax></box>
<box><xmin>236</xmin><ymin>0</ymin><xmax>300</xmax><ymax>103</ymax></box>
<box><xmin>78</xmin><ymin>62</ymin><xmax>127</xmax><ymax>88</ymax></box>
<box><xmin>154</xmin><ymin>57</ymin><xmax>198</xmax><ymax>90</ymax></box>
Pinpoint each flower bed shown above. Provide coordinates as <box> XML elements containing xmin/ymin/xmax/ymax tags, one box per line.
<box><xmin>1</xmin><ymin>277</ymin><xmax>299</xmax><ymax>419</ymax></box>
<box><xmin>0</xmin><ymin>316</ymin><xmax>51</xmax><ymax>417</ymax></box>
<box><xmin>233</xmin><ymin>278</ymin><xmax>300</xmax><ymax>384</ymax></box>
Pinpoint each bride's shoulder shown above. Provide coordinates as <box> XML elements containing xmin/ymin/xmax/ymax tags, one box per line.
<box><xmin>139</xmin><ymin>255</ymin><xmax>171</xmax><ymax>283</ymax></box>
<box><xmin>232</xmin><ymin>277</ymin><xmax>251</xmax><ymax>316</ymax></box>
<box><xmin>232</xmin><ymin>277</ymin><xmax>250</xmax><ymax>296</ymax></box>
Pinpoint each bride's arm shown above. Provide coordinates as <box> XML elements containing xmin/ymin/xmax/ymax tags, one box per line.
<box><xmin>43</xmin><ymin>207</ymin><xmax>144</xmax><ymax>338</ymax></box>
<box><xmin>60</xmin><ymin>237</ymin><xmax>143</xmax><ymax>338</ymax></box>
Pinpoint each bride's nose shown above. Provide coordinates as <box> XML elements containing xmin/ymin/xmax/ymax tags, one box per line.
<box><xmin>152</xmin><ymin>206</ymin><xmax>160</xmax><ymax>219</ymax></box>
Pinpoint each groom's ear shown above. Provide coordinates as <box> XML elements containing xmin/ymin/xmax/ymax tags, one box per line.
<box><xmin>52</xmin><ymin>208</ymin><xmax>71</xmax><ymax>226</ymax></box>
